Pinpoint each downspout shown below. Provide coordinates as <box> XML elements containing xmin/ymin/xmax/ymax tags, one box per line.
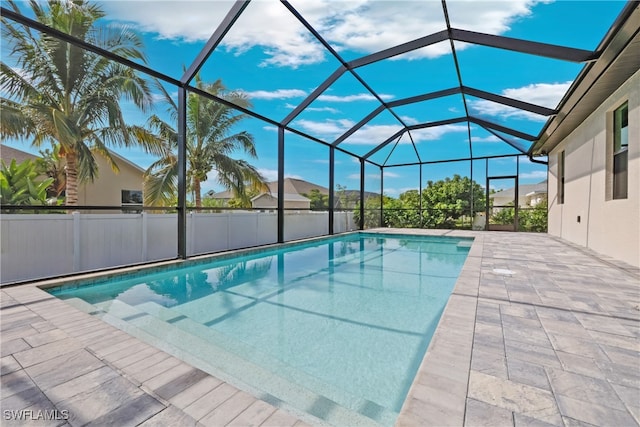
<box><xmin>528</xmin><ymin>153</ymin><xmax>548</xmax><ymax>166</ymax></box>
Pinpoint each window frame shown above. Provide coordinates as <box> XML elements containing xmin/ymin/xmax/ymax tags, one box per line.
<box><xmin>612</xmin><ymin>102</ymin><xmax>628</xmax><ymax>200</ymax></box>
<box><xmin>558</xmin><ymin>150</ymin><xmax>565</xmax><ymax>205</ymax></box>
<box><xmin>121</xmin><ymin>189</ymin><xmax>143</xmax><ymax>206</ymax></box>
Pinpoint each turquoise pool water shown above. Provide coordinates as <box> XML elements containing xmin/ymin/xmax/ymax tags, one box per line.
<box><xmin>49</xmin><ymin>233</ymin><xmax>471</xmax><ymax>426</ymax></box>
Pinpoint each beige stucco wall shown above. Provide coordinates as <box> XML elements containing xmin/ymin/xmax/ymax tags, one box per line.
<box><xmin>548</xmin><ymin>69</ymin><xmax>639</xmax><ymax>267</ymax></box>
<box><xmin>77</xmin><ymin>153</ymin><xmax>144</xmax><ymax>206</ymax></box>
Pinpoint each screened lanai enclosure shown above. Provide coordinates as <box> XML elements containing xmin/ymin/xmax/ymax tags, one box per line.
<box><xmin>0</xmin><ymin>1</ymin><xmax>632</xmax><ymax>283</ymax></box>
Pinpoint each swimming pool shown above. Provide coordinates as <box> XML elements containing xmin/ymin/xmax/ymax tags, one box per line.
<box><xmin>48</xmin><ymin>232</ymin><xmax>472</xmax><ymax>426</ymax></box>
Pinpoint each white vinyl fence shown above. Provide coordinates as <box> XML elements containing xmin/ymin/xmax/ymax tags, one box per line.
<box><xmin>0</xmin><ymin>211</ymin><xmax>355</xmax><ymax>284</ymax></box>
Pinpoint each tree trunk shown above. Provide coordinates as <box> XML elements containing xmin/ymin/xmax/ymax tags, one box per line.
<box><xmin>65</xmin><ymin>151</ymin><xmax>79</xmax><ymax>206</ymax></box>
<box><xmin>194</xmin><ymin>178</ymin><xmax>202</xmax><ymax>208</ymax></box>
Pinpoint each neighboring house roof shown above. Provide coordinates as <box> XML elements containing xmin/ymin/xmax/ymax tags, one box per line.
<box><xmin>109</xmin><ymin>150</ymin><xmax>145</xmax><ymax>174</ymax></box>
<box><xmin>491</xmin><ymin>181</ymin><xmax>548</xmax><ymax>201</ymax></box>
<box><xmin>208</xmin><ymin>178</ymin><xmax>379</xmax><ymax>207</ymax></box>
<box><xmin>0</xmin><ymin>144</ymin><xmax>145</xmax><ymax>173</ymax></box>
<box><xmin>251</xmin><ymin>192</ymin><xmax>310</xmax><ymax>202</ymax></box>
<box><xmin>0</xmin><ymin>144</ymin><xmax>39</xmax><ymax>164</ymax></box>
<box><xmin>265</xmin><ymin>178</ymin><xmax>329</xmax><ymax>196</ymax></box>
<box><xmin>208</xmin><ymin>189</ymin><xmax>234</xmax><ymax>200</ymax></box>
<box><xmin>209</xmin><ymin>178</ymin><xmax>328</xmax><ymax>200</ymax></box>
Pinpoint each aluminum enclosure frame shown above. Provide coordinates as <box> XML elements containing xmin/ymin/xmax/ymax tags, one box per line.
<box><xmin>2</xmin><ymin>0</ymin><xmax>635</xmax><ymax>260</ymax></box>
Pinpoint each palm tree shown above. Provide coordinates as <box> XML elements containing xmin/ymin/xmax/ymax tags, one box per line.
<box><xmin>144</xmin><ymin>76</ymin><xmax>267</xmax><ymax>208</ymax></box>
<box><xmin>0</xmin><ymin>0</ymin><xmax>161</xmax><ymax>206</ymax></box>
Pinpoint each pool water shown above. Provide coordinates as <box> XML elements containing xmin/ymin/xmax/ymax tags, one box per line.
<box><xmin>49</xmin><ymin>233</ymin><xmax>471</xmax><ymax>426</ymax></box>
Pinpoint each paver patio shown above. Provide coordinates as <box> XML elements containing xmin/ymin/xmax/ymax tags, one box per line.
<box><xmin>1</xmin><ymin>230</ymin><xmax>639</xmax><ymax>426</ymax></box>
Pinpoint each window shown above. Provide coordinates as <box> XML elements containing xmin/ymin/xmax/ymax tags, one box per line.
<box><xmin>558</xmin><ymin>151</ymin><xmax>565</xmax><ymax>205</ymax></box>
<box><xmin>121</xmin><ymin>189</ymin><xmax>143</xmax><ymax>205</ymax></box>
<box><xmin>613</xmin><ymin>102</ymin><xmax>628</xmax><ymax>199</ymax></box>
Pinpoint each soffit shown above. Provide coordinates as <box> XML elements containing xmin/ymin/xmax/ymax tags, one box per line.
<box><xmin>533</xmin><ymin>5</ymin><xmax>640</xmax><ymax>155</ymax></box>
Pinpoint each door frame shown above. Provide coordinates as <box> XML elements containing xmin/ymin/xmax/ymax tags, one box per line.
<box><xmin>486</xmin><ymin>175</ymin><xmax>519</xmax><ymax>231</ymax></box>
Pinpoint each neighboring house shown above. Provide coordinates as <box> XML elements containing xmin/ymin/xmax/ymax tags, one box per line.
<box><xmin>491</xmin><ymin>181</ymin><xmax>547</xmax><ymax>208</ymax></box>
<box><xmin>0</xmin><ymin>145</ymin><xmax>39</xmax><ymax>165</ymax></box>
<box><xmin>207</xmin><ymin>178</ymin><xmax>324</xmax><ymax>208</ymax></box>
<box><xmin>255</xmin><ymin>179</ymin><xmax>323</xmax><ymax>209</ymax></box>
<box><xmin>266</xmin><ymin>178</ymin><xmax>328</xmax><ymax>197</ymax></box>
<box><xmin>530</xmin><ymin>7</ymin><xmax>639</xmax><ymax>268</ymax></box>
<box><xmin>78</xmin><ymin>151</ymin><xmax>145</xmax><ymax>208</ymax></box>
<box><xmin>251</xmin><ymin>193</ymin><xmax>310</xmax><ymax>210</ymax></box>
<box><xmin>207</xmin><ymin>177</ymin><xmax>377</xmax><ymax>209</ymax></box>
<box><xmin>0</xmin><ymin>144</ymin><xmax>145</xmax><ymax>208</ymax></box>
<box><xmin>206</xmin><ymin>189</ymin><xmax>234</xmax><ymax>204</ymax></box>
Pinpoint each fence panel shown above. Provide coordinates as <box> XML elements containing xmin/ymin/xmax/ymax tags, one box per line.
<box><xmin>1</xmin><ymin>214</ymin><xmax>74</xmax><ymax>283</ymax></box>
<box><xmin>333</xmin><ymin>211</ymin><xmax>357</xmax><ymax>234</ymax></box>
<box><xmin>1</xmin><ymin>211</ymin><xmax>354</xmax><ymax>284</ymax></box>
<box><xmin>147</xmin><ymin>214</ymin><xmax>178</xmax><ymax>260</ymax></box>
<box><xmin>80</xmin><ymin>214</ymin><xmax>144</xmax><ymax>270</ymax></box>
<box><xmin>284</xmin><ymin>211</ymin><xmax>329</xmax><ymax>241</ymax></box>
<box><xmin>189</xmin><ymin>213</ymin><xmax>229</xmax><ymax>256</ymax></box>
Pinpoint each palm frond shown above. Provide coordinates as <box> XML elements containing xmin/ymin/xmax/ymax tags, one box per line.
<box><xmin>0</xmin><ymin>98</ymin><xmax>36</xmax><ymax>139</ymax></box>
<box><xmin>144</xmin><ymin>161</ymin><xmax>178</xmax><ymax>206</ymax></box>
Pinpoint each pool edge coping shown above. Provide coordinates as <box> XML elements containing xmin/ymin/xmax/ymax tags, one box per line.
<box><xmin>382</xmin><ymin>229</ymin><xmax>480</xmax><ymax>427</ymax></box>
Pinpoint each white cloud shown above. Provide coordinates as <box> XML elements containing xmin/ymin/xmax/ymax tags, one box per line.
<box><xmin>294</xmin><ymin>118</ymin><xmax>468</xmax><ymax>145</ymax></box>
<box><xmin>242</xmin><ymin>89</ymin><xmax>307</xmax><ymax>100</ymax></box>
<box><xmin>384</xmin><ymin>171</ymin><xmax>401</xmax><ymax>178</ymax></box>
<box><xmin>103</xmin><ymin>1</ymin><xmax>552</xmax><ymax>67</ymax></box>
<box><xmin>469</xmin><ymin>81</ymin><xmax>572</xmax><ymax>122</ymax></box>
<box><xmin>410</xmin><ymin>125</ymin><xmax>469</xmax><ymax>142</ymax></box>
<box><xmin>347</xmin><ymin>124</ymin><xmax>404</xmax><ymax>145</ymax></box>
<box><xmin>471</xmin><ymin>135</ymin><xmax>501</xmax><ymax>143</ymax></box>
<box><xmin>317</xmin><ymin>93</ymin><xmax>394</xmax><ymax>103</ymax></box>
<box><xmin>400</xmin><ymin>116</ymin><xmax>419</xmax><ymax>125</ymax></box>
<box><xmin>257</xmin><ymin>168</ymin><xmax>302</xmax><ymax>181</ymax></box>
<box><xmin>285</xmin><ymin>103</ymin><xmax>341</xmax><ymax>113</ymax></box>
<box><xmin>502</xmin><ymin>81</ymin><xmax>572</xmax><ymax>109</ymax></box>
<box><xmin>295</xmin><ymin>118</ymin><xmax>355</xmax><ymax>137</ymax></box>
<box><xmin>299</xmin><ymin>1</ymin><xmax>551</xmax><ymax>60</ymax></box>
<box><xmin>309</xmin><ymin>106</ymin><xmax>341</xmax><ymax>113</ymax></box>
<box><xmin>519</xmin><ymin>170</ymin><xmax>547</xmax><ymax>179</ymax></box>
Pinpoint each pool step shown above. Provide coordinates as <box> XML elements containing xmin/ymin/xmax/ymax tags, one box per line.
<box><xmin>134</xmin><ymin>301</ymin><xmax>397</xmax><ymax>426</ymax></box>
<box><xmin>62</xmin><ymin>297</ymin><xmax>103</xmax><ymax>314</ymax></box>
<box><xmin>457</xmin><ymin>240</ymin><xmax>473</xmax><ymax>249</ymax></box>
<box><xmin>97</xmin><ymin>299</ymin><xmax>387</xmax><ymax>427</ymax></box>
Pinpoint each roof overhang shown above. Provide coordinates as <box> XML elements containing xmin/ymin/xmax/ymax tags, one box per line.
<box><xmin>531</xmin><ymin>2</ymin><xmax>640</xmax><ymax>155</ymax></box>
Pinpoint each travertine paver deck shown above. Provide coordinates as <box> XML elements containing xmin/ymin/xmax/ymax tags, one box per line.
<box><xmin>395</xmin><ymin>230</ymin><xmax>640</xmax><ymax>427</ymax></box>
<box><xmin>1</xmin><ymin>230</ymin><xmax>639</xmax><ymax>427</ymax></box>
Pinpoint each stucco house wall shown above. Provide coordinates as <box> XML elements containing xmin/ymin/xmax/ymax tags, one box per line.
<box><xmin>548</xmin><ymin>69</ymin><xmax>639</xmax><ymax>267</ymax></box>
<box><xmin>77</xmin><ymin>152</ymin><xmax>145</xmax><ymax>207</ymax></box>
<box><xmin>0</xmin><ymin>146</ymin><xmax>144</xmax><ymax>207</ymax></box>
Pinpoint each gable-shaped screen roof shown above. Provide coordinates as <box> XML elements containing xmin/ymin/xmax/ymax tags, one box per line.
<box><xmin>3</xmin><ymin>1</ymin><xmax>636</xmax><ymax>170</ymax></box>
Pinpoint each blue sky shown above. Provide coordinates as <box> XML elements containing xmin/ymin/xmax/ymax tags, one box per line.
<box><xmin>2</xmin><ymin>0</ymin><xmax>626</xmax><ymax>196</ymax></box>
